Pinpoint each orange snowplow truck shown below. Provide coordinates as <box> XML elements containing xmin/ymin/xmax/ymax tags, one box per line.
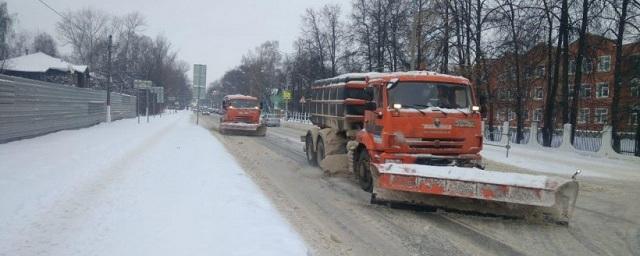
<box><xmin>302</xmin><ymin>72</ymin><xmax>579</xmax><ymax>223</ymax></box>
<box><xmin>220</xmin><ymin>94</ymin><xmax>266</xmax><ymax>136</ymax></box>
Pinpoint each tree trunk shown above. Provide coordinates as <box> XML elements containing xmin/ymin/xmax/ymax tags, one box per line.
<box><xmin>442</xmin><ymin>1</ymin><xmax>450</xmax><ymax>74</ymax></box>
<box><xmin>507</xmin><ymin>1</ymin><xmax>524</xmax><ymax>143</ymax></box>
<box><xmin>560</xmin><ymin>0</ymin><xmax>570</xmax><ymax>125</ymax></box>
<box><xmin>543</xmin><ymin>0</ymin><xmax>566</xmax><ymax>147</ymax></box>
<box><xmin>570</xmin><ymin>0</ymin><xmax>590</xmax><ymax>143</ymax></box>
<box><xmin>611</xmin><ymin>0</ymin><xmax>630</xmax><ymax>152</ymax></box>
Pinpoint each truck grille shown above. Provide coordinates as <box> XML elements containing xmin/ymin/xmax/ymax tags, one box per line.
<box><xmin>234</xmin><ymin>116</ymin><xmax>253</xmax><ymax>123</ymax></box>
<box><xmin>407</xmin><ymin>138</ymin><xmax>465</xmax><ymax>149</ymax></box>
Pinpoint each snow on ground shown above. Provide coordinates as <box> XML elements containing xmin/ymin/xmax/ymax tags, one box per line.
<box><xmin>482</xmin><ymin>144</ymin><xmax>640</xmax><ymax>182</ymax></box>
<box><xmin>0</xmin><ymin>111</ymin><xmax>308</xmax><ymax>256</ymax></box>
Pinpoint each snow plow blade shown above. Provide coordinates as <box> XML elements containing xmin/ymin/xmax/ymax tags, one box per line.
<box><xmin>219</xmin><ymin>122</ymin><xmax>266</xmax><ymax>136</ymax></box>
<box><xmin>371</xmin><ymin>163</ymin><xmax>579</xmax><ymax>223</ymax></box>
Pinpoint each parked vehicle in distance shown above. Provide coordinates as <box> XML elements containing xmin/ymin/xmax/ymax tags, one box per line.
<box><xmin>261</xmin><ymin>113</ymin><xmax>281</xmax><ymax>127</ymax></box>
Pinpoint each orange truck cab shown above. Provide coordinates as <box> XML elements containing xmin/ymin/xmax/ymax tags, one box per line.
<box><xmin>219</xmin><ymin>94</ymin><xmax>266</xmax><ymax>136</ymax></box>
<box><xmin>356</xmin><ymin>73</ymin><xmax>483</xmax><ymax>168</ymax></box>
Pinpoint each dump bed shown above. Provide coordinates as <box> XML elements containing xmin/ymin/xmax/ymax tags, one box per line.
<box><xmin>309</xmin><ymin>74</ymin><xmax>372</xmax><ymax>131</ymax></box>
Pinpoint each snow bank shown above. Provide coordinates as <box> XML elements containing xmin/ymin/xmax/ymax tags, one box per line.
<box><xmin>0</xmin><ymin>111</ymin><xmax>307</xmax><ymax>256</ymax></box>
<box><xmin>482</xmin><ymin>144</ymin><xmax>640</xmax><ymax>181</ymax></box>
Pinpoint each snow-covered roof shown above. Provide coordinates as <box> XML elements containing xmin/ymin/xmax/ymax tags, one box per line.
<box><xmin>224</xmin><ymin>94</ymin><xmax>257</xmax><ymax>100</ymax></box>
<box><xmin>1</xmin><ymin>52</ymin><xmax>88</xmax><ymax>74</ymax></box>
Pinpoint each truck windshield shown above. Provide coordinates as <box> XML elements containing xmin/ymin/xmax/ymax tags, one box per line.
<box><xmin>387</xmin><ymin>82</ymin><xmax>471</xmax><ymax>109</ymax></box>
<box><xmin>229</xmin><ymin>99</ymin><xmax>258</xmax><ymax>108</ymax></box>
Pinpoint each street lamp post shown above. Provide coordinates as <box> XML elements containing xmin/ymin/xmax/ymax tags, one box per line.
<box><xmin>106</xmin><ymin>35</ymin><xmax>112</xmax><ymax>123</ymax></box>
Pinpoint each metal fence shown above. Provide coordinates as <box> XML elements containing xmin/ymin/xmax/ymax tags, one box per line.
<box><xmin>484</xmin><ymin>125</ymin><xmax>503</xmax><ymax>142</ymax></box>
<box><xmin>509</xmin><ymin>127</ymin><xmax>531</xmax><ymax>144</ymax></box>
<box><xmin>573</xmin><ymin>130</ymin><xmax>603</xmax><ymax>152</ymax></box>
<box><xmin>0</xmin><ymin>74</ymin><xmax>136</xmax><ymax>143</ymax></box>
<box><xmin>536</xmin><ymin>127</ymin><xmax>563</xmax><ymax>148</ymax></box>
<box><xmin>284</xmin><ymin>112</ymin><xmax>312</xmax><ymax>124</ymax></box>
<box><xmin>616</xmin><ymin>132</ymin><xmax>639</xmax><ymax>156</ymax></box>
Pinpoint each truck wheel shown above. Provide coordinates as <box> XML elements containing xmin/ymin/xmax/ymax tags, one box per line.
<box><xmin>358</xmin><ymin>150</ymin><xmax>373</xmax><ymax>192</ymax></box>
<box><xmin>305</xmin><ymin>135</ymin><xmax>318</xmax><ymax>166</ymax></box>
<box><xmin>316</xmin><ymin>137</ymin><xmax>326</xmax><ymax>164</ymax></box>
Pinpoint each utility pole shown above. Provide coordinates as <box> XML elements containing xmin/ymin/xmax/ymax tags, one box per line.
<box><xmin>106</xmin><ymin>35</ymin><xmax>112</xmax><ymax>123</ymax></box>
<box><xmin>196</xmin><ymin>86</ymin><xmax>200</xmax><ymax>125</ymax></box>
<box><xmin>146</xmin><ymin>89</ymin><xmax>149</xmax><ymax>123</ymax></box>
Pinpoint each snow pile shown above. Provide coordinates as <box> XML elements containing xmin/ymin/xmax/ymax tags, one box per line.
<box><xmin>482</xmin><ymin>144</ymin><xmax>640</xmax><ymax>181</ymax></box>
<box><xmin>378</xmin><ymin>163</ymin><xmax>549</xmax><ymax>189</ymax></box>
<box><xmin>0</xmin><ymin>111</ymin><xmax>307</xmax><ymax>255</ymax></box>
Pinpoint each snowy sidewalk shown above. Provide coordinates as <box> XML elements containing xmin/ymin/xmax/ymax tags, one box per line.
<box><xmin>482</xmin><ymin>144</ymin><xmax>640</xmax><ymax>182</ymax></box>
<box><xmin>0</xmin><ymin>111</ymin><xmax>307</xmax><ymax>256</ymax></box>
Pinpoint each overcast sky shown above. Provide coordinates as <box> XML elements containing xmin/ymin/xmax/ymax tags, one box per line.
<box><xmin>7</xmin><ymin>0</ymin><xmax>346</xmax><ymax>84</ymax></box>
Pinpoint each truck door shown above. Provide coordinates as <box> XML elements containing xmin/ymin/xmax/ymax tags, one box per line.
<box><xmin>364</xmin><ymin>84</ymin><xmax>384</xmax><ymax>143</ymax></box>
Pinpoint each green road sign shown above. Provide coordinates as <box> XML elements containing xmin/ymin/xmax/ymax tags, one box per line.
<box><xmin>193</xmin><ymin>64</ymin><xmax>207</xmax><ymax>87</ymax></box>
<box><xmin>134</xmin><ymin>80</ymin><xmax>152</xmax><ymax>89</ymax></box>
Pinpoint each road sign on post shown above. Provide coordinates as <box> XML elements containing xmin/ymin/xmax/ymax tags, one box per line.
<box><xmin>193</xmin><ymin>64</ymin><xmax>207</xmax><ymax>125</ymax></box>
<box><xmin>150</xmin><ymin>87</ymin><xmax>164</xmax><ymax>103</ymax></box>
<box><xmin>193</xmin><ymin>64</ymin><xmax>207</xmax><ymax>100</ymax></box>
<box><xmin>282</xmin><ymin>90</ymin><xmax>292</xmax><ymax>101</ymax></box>
<box><xmin>134</xmin><ymin>80</ymin><xmax>153</xmax><ymax>89</ymax></box>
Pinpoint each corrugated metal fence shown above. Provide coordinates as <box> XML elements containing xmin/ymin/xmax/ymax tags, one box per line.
<box><xmin>0</xmin><ymin>74</ymin><xmax>136</xmax><ymax>143</ymax></box>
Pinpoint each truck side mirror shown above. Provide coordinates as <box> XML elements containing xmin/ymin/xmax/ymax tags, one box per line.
<box><xmin>364</xmin><ymin>101</ymin><xmax>377</xmax><ymax>111</ymax></box>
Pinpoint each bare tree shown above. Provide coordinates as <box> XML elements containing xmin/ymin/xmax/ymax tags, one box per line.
<box><xmin>302</xmin><ymin>8</ymin><xmax>326</xmax><ymax>76</ymax></box>
<box><xmin>608</xmin><ymin>0</ymin><xmax>633</xmax><ymax>151</ymax></box>
<box><xmin>322</xmin><ymin>4</ymin><xmax>342</xmax><ymax>76</ymax></box>
<box><xmin>0</xmin><ymin>2</ymin><xmax>12</xmax><ymax>61</ymax></box>
<box><xmin>570</xmin><ymin>0</ymin><xmax>594</xmax><ymax>141</ymax></box>
<box><xmin>56</xmin><ymin>8</ymin><xmax>111</xmax><ymax>69</ymax></box>
<box><xmin>32</xmin><ymin>32</ymin><xmax>58</xmax><ymax>57</ymax></box>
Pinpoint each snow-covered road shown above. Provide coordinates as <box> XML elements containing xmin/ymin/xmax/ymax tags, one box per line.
<box><xmin>0</xmin><ymin>111</ymin><xmax>308</xmax><ymax>256</ymax></box>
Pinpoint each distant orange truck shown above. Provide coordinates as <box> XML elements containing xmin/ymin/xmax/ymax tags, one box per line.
<box><xmin>219</xmin><ymin>94</ymin><xmax>266</xmax><ymax>136</ymax></box>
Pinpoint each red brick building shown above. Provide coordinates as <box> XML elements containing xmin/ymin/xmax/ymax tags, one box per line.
<box><xmin>485</xmin><ymin>34</ymin><xmax>640</xmax><ymax>132</ymax></box>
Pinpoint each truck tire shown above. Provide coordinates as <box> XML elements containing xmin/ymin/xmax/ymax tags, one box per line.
<box><xmin>306</xmin><ymin>134</ymin><xmax>318</xmax><ymax>166</ymax></box>
<box><xmin>357</xmin><ymin>150</ymin><xmax>373</xmax><ymax>192</ymax></box>
<box><xmin>316</xmin><ymin>137</ymin><xmax>326</xmax><ymax>164</ymax></box>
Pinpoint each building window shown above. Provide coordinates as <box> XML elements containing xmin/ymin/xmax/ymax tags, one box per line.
<box><xmin>578</xmin><ymin>108</ymin><xmax>590</xmax><ymax>124</ymax></box>
<box><xmin>596</xmin><ymin>82</ymin><xmax>609</xmax><ymax>98</ymax></box>
<box><xmin>595</xmin><ymin>108</ymin><xmax>608</xmax><ymax>124</ymax></box>
<box><xmin>508</xmin><ymin>111</ymin><xmax>516</xmax><ymax>121</ymax></box>
<box><xmin>535</xmin><ymin>65</ymin><xmax>545</xmax><ymax>78</ymax></box>
<box><xmin>583</xmin><ymin>60</ymin><xmax>593</xmax><ymax>74</ymax></box>
<box><xmin>630</xmin><ymin>112</ymin><xmax>639</xmax><ymax>125</ymax></box>
<box><xmin>569</xmin><ymin>85</ymin><xmax>575</xmax><ymax>99</ymax></box>
<box><xmin>534</xmin><ymin>87</ymin><xmax>543</xmax><ymax>99</ymax></box>
<box><xmin>534</xmin><ymin>108</ymin><xmax>543</xmax><ymax>122</ymax></box>
<box><xmin>580</xmin><ymin>84</ymin><xmax>592</xmax><ymax>97</ymax></box>
<box><xmin>597</xmin><ymin>55</ymin><xmax>611</xmax><ymax>72</ymax></box>
<box><xmin>569</xmin><ymin>60</ymin><xmax>576</xmax><ymax>75</ymax></box>
<box><xmin>524</xmin><ymin>110</ymin><xmax>529</xmax><ymax>120</ymax></box>
<box><xmin>631</xmin><ymin>78</ymin><xmax>639</xmax><ymax>97</ymax></box>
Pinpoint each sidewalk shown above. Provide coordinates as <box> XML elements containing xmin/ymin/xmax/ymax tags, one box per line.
<box><xmin>0</xmin><ymin>111</ymin><xmax>307</xmax><ymax>256</ymax></box>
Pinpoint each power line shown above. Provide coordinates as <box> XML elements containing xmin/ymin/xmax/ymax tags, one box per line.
<box><xmin>35</xmin><ymin>0</ymin><xmax>66</xmax><ymax>20</ymax></box>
